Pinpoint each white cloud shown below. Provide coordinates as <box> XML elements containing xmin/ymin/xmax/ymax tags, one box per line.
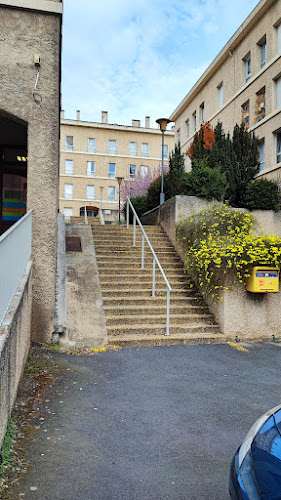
<box><xmin>62</xmin><ymin>0</ymin><xmax>258</xmax><ymax>126</ymax></box>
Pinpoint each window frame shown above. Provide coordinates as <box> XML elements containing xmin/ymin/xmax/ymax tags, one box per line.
<box><xmin>258</xmin><ymin>139</ymin><xmax>265</xmax><ymax>171</ymax></box>
<box><xmin>64</xmin><ymin>159</ymin><xmax>74</xmax><ymax>175</ymax></box>
<box><xmin>64</xmin><ymin>183</ymin><xmax>73</xmax><ymax>199</ymax></box>
<box><xmin>129</xmin><ymin>165</ymin><xmax>136</xmax><ymax>178</ymax></box>
<box><xmin>193</xmin><ymin>111</ymin><xmax>196</xmax><ymax>132</ymax></box>
<box><xmin>186</xmin><ymin>119</ymin><xmax>190</xmax><ymax>138</ymax></box>
<box><xmin>87</xmin><ymin>138</ymin><xmax>95</xmax><ymax>153</ymax></box>
<box><xmin>244</xmin><ymin>53</ymin><xmax>251</xmax><ymax>83</ymax></box>
<box><xmin>218</xmin><ymin>83</ymin><xmax>223</xmax><ymax>108</ymax></box>
<box><xmin>108</xmin><ymin>140</ymin><xmax>117</xmax><ymax>155</ymax></box>
<box><xmin>141</xmin><ymin>143</ymin><xmax>149</xmax><ymax>157</ymax></box>
<box><xmin>129</xmin><ymin>142</ymin><xmax>137</xmax><ymax>156</ymax></box>
<box><xmin>277</xmin><ymin>131</ymin><xmax>281</xmax><ymax>164</ymax></box>
<box><xmin>86</xmin><ymin>185</ymin><xmax>95</xmax><ymax>201</ymax></box>
<box><xmin>65</xmin><ymin>136</ymin><xmax>74</xmax><ymax>151</ymax></box>
<box><xmin>108</xmin><ymin>186</ymin><xmax>116</xmax><ymax>201</ymax></box>
<box><xmin>200</xmin><ymin>103</ymin><xmax>205</xmax><ymax>125</ymax></box>
<box><xmin>108</xmin><ymin>163</ymin><xmax>116</xmax><ymax>178</ymax></box>
<box><xmin>87</xmin><ymin>161</ymin><xmax>95</xmax><ymax>176</ymax></box>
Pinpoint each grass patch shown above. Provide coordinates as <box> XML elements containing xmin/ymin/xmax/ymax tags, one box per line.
<box><xmin>0</xmin><ymin>420</ymin><xmax>15</xmax><ymax>476</ymax></box>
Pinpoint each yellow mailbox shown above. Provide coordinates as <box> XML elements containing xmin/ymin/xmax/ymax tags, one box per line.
<box><xmin>246</xmin><ymin>266</ymin><xmax>279</xmax><ymax>293</ymax></box>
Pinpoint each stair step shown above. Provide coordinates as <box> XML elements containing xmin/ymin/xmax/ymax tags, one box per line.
<box><xmin>107</xmin><ymin>323</ymin><xmax>221</xmax><ymax>336</ymax></box>
<box><xmin>105</xmin><ymin>313</ymin><xmax>215</xmax><ymax>326</ymax></box>
<box><xmin>101</xmin><ymin>290</ymin><xmax>198</xmax><ymax>298</ymax></box>
<box><xmin>104</xmin><ymin>304</ymin><xmax>209</xmax><ymax>314</ymax></box>
<box><xmin>108</xmin><ymin>332</ymin><xmax>225</xmax><ymax>346</ymax></box>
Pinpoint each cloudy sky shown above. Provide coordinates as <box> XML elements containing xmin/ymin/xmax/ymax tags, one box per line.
<box><xmin>62</xmin><ymin>0</ymin><xmax>259</xmax><ymax>128</ymax></box>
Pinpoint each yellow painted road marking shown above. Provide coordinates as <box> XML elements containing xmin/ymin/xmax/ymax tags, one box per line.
<box><xmin>227</xmin><ymin>342</ymin><xmax>249</xmax><ymax>353</ymax></box>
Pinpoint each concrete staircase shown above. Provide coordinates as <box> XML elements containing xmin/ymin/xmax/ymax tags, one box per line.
<box><xmin>91</xmin><ymin>224</ymin><xmax>223</xmax><ymax>346</ymax></box>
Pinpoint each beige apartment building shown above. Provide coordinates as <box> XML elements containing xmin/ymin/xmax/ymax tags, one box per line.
<box><xmin>60</xmin><ymin>111</ymin><xmax>175</xmax><ymax>221</ymax></box>
<box><xmin>170</xmin><ymin>0</ymin><xmax>281</xmax><ymax>181</ymax></box>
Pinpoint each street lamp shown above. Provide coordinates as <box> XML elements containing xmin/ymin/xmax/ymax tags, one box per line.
<box><xmin>156</xmin><ymin>117</ymin><xmax>171</xmax><ymax>205</ymax></box>
<box><xmin>116</xmin><ymin>176</ymin><xmax>124</xmax><ymax>224</ymax></box>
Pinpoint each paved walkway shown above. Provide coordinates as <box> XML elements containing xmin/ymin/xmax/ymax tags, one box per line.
<box><xmin>8</xmin><ymin>343</ymin><xmax>281</xmax><ymax>500</ymax></box>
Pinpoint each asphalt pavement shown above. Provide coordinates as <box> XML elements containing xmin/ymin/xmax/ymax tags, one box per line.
<box><xmin>8</xmin><ymin>343</ymin><xmax>281</xmax><ymax>500</ymax></box>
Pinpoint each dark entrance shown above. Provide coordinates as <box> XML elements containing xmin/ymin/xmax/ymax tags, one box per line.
<box><xmin>0</xmin><ymin>113</ymin><xmax>27</xmax><ymax>236</ymax></box>
<box><xmin>80</xmin><ymin>206</ymin><xmax>99</xmax><ymax>217</ymax></box>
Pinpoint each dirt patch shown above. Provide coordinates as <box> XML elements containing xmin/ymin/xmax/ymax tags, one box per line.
<box><xmin>0</xmin><ymin>347</ymin><xmax>60</xmax><ymax>499</ymax></box>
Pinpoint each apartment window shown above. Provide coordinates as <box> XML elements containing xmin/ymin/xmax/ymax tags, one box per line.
<box><xmin>258</xmin><ymin>37</ymin><xmax>267</xmax><ymax>69</ymax></box>
<box><xmin>218</xmin><ymin>83</ymin><xmax>223</xmax><ymax>108</ymax></box>
<box><xmin>108</xmin><ymin>163</ymin><xmax>116</xmax><ymax>178</ymax></box>
<box><xmin>140</xmin><ymin>165</ymin><xmax>148</xmax><ymax>178</ymax></box>
<box><xmin>108</xmin><ymin>140</ymin><xmax>117</xmax><ymax>154</ymax></box>
<box><xmin>87</xmin><ymin>161</ymin><xmax>95</xmax><ymax>176</ymax></box>
<box><xmin>193</xmin><ymin>112</ymin><xmax>197</xmax><ymax>132</ymax></box>
<box><xmin>129</xmin><ymin>142</ymin><xmax>137</xmax><ymax>156</ymax></box>
<box><xmin>65</xmin><ymin>136</ymin><xmax>74</xmax><ymax>151</ymax></box>
<box><xmin>276</xmin><ymin>23</ymin><xmax>281</xmax><ymax>54</ymax></box>
<box><xmin>241</xmin><ymin>100</ymin><xmax>250</xmax><ymax>129</ymax></box>
<box><xmin>64</xmin><ymin>208</ymin><xmax>73</xmax><ymax>217</ymax></box>
<box><xmin>277</xmin><ymin>132</ymin><xmax>281</xmax><ymax>164</ymax></box>
<box><xmin>64</xmin><ymin>160</ymin><xmax>73</xmax><ymax>175</ymax></box>
<box><xmin>200</xmin><ymin>103</ymin><xmax>205</xmax><ymax>124</ymax></box>
<box><xmin>108</xmin><ymin>186</ymin><xmax>116</xmax><ymax>201</ymax></box>
<box><xmin>129</xmin><ymin>165</ymin><xmax>136</xmax><ymax>178</ymax></box>
<box><xmin>258</xmin><ymin>140</ymin><xmax>265</xmax><ymax>171</ymax></box>
<box><xmin>186</xmin><ymin>119</ymin><xmax>190</xmax><ymax>138</ymax></box>
<box><xmin>255</xmin><ymin>87</ymin><xmax>266</xmax><ymax>122</ymax></box>
<box><xmin>163</xmin><ymin>145</ymin><xmax>168</xmax><ymax>159</ymax></box>
<box><xmin>87</xmin><ymin>185</ymin><xmax>95</xmax><ymax>200</ymax></box>
<box><xmin>141</xmin><ymin>143</ymin><xmax>149</xmax><ymax>157</ymax></box>
<box><xmin>88</xmin><ymin>138</ymin><xmax>95</xmax><ymax>153</ymax></box>
<box><xmin>177</xmin><ymin>128</ymin><xmax>181</xmax><ymax>144</ymax></box>
<box><xmin>276</xmin><ymin>76</ymin><xmax>281</xmax><ymax>109</ymax></box>
<box><xmin>64</xmin><ymin>183</ymin><xmax>73</xmax><ymax>199</ymax></box>
<box><xmin>244</xmin><ymin>53</ymin><xmax>251</xmax><ymax>83</ymax></box>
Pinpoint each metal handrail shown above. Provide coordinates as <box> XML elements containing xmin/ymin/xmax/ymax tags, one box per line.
<box><xmin>126</xmin><ymin>196</ymin><xmax>172</xmax><ymax>335</ymax></box>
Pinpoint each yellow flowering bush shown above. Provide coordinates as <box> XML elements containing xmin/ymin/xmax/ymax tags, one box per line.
<box><xmin>176</xmin><ymin>205</ymin><xmax>281</xmax><ymax>297</ymax></box>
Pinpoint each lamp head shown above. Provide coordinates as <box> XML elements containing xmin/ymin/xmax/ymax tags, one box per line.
<box><xmin>116</xmin><ymin>176</ymin><xmax>124</xmax><ymax>186</ymax></box>
<box><xmin>156</xmin><ymin>118</ymin><xmax>172</xmax><ymax>132</ymax></box>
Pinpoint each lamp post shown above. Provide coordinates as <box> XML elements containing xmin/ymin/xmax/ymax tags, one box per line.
<box><xmin>156</xmin><ymin>117</ymin><xmax>171</xmax><ymax>205</ymax></box>
<box><xmin>116</xmin><ymin>176</ymin><xmax>124</xmax><ymax>224</ymax></box>
<box><xmin>100</xmin><ymin>186</ymin><xmax>104</xmax><ymax>213</ymax></box>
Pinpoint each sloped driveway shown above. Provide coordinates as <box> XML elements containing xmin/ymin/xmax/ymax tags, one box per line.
<box><xmin>8</xmin><ymin>343</ymin><xmax>281</xmax><ymax>500</ymax></box>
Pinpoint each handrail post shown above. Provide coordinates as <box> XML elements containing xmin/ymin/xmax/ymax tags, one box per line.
<box><xmin>166</xmin><ymin>287</ymin><xmax>171</xmax><ymax>336</ymax></box>
<box><xmin>126</xmin><ymin>201</ymin><xmax>129</xmax><ymax>229</ymax></box>
<box><xmin>133</xmin><ymin>215</ymin><xmax>136</xmax><ymax>246</ymax></box>
<box><xmin>141</xmin><ymin>234</ymin><xmax>145</xmax><ymax>269</ymax></box>
<box><xmin>84</xmin><ymin>205</ymin><xmax>88</xmax><ymax>225</ymax></box>
<box><xmin>152</xmin><ymin>258</ymin><xmax>156</xmax><ymax>297</ymax></box>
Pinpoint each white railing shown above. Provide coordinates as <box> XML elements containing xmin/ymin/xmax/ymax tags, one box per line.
<box><xmin>126</xmin><ymin>197</ymin><xmax>172</xmax><ymax>335</ymax></box>
<box><xmin>0</xmin><ymin>211</ymin><xmax>32</xmax><ymax>326</ymax></box>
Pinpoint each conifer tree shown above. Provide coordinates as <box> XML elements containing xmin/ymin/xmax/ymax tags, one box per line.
<box><xmin>166</xmin><ymin>142</ymin><xmax>185</xmax><ymax>197</ymax></box>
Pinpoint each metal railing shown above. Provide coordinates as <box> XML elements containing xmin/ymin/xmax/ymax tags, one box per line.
<box><xmin>126</xmin><ymin>197</ymin><xmax>172</xmax><ymax>335</ymax></box>
<box><xmin>0</xmin><ymin>211</ymin><xmax>32</xmax><ymax>326</ymax></box>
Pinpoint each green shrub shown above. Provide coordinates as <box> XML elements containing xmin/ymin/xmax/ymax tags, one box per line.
<box><xmin>147</xmin><ymin>174</ymin><xmax>169</xmax><ymax>211</ymax></box>
<box><xmin>242</xmin><ymin>179</ymin><xmax>281</xmax><ymax>211</ymax></box>
<box><xmin>182</xmin><ymin>162</ymin><xmax>227</xmax><ymax>201</ymax></box>
<box><xmin>123</xmin><ymin>195</ymin><xmax>148</xmax><ymax>223</ymax></box>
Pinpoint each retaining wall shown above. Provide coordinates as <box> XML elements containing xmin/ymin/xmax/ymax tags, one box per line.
<box><xmin>0</xmin><ymin>261</ymin><xmax>33</xmax><ymax>448</ymax></box>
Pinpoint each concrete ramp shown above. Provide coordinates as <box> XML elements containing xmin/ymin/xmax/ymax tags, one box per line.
<box><xmin>62</xmin><ymin>224</ymin><xmax>108</xmax><ymax>348</ymax></box>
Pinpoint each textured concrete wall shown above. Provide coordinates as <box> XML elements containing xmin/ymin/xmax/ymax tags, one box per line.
<box><xmin>0</xmin><ymin>261</ymin><xmax>32</xmax><ymax>448</ymax></box>
<box><xmin>0</xmin><ymin>5</ymin><xmax>61</xmax><ymax>342</ymax></box>
<box><xmin>63</xmin><ymin>224</ymin><xmax>108</xmax><ymax>348</ymax></box>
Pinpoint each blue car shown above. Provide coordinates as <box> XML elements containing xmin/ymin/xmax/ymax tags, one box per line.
<box><xmin>229</xmin><ymin>404</ymin><xmax>281</xmax><ymax>499</ymax></box>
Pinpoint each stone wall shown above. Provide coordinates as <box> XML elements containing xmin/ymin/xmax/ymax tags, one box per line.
<box><xmin>0</xmin><ymin>3</ymin><xmax>62</xmax><ymax>342</ymax></box>
<box><xmin>0</xmin><ymin>261</ymin><xmax>33</xmax><ymax>448</ymax></box>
